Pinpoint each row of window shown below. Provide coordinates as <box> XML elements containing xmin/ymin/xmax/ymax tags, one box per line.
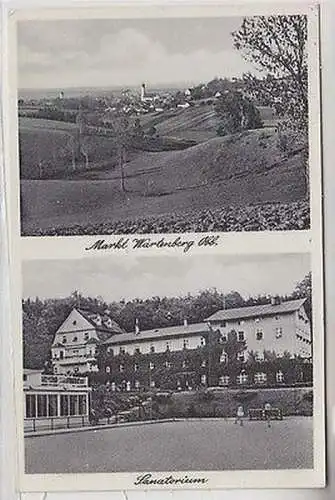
<box><xmin>61</xmin><ymin>332</ymin><xmax>91</xmax><ymax>344</ymax></box>
<box><xmin>219</xmin><ymin>316</ymin><xmax>284</xmax><ymax>329</ymax></box>
<box><xmin>218</xmin><ymin>371</ymin><xmax>285</xmax><ymax>386</ymax></box>
<box><xmin>102</xmin><ymin>371</ymin><xmax>286</xmax><ymax>391</ymax></box>
<box><xmin>219</xmin><ymin>327</ymin><xmax>283</xmax><ymax>343</ymax></box>
<box><xmin>107</xmin><ymin>337</ymin><xmax>206</xmax><ymax>356</ymax></box>
<box><xmin>105</xmin><ymin>358</ymin><xmax>208</xmax><ymax>373</ymax></box>
<box><xmin>25</xmin><ymin>393</ymin><xmax>88</xmax><ymax>418</ymax></box>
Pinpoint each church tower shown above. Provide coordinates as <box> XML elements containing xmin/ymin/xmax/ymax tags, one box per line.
<box><xmin>141</xmin><ymin>83</ymin><xmax>146</xmax><ymax>102</ymax></box>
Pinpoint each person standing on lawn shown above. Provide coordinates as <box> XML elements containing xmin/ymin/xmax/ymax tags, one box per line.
<box><xmin>234</xmin><ymin>405</ymin><xmax>245</xmax><ymax>426</ymax></box>
<box><xmin>264</xmin><ymin>402</ymin><xmax>272</xmax><ymax>427</ymax></box>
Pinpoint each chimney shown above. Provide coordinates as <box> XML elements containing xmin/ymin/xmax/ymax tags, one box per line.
<box><xmin>135</xmin><ymin>318</ymin><xmax>140</xmax><ymax>335</ymax></box>
<box><xmin>271</xmin><ymin>296</ymin><xmax>281</xmax><ymax>306</ymax></box>
<box><xmin>183</xmin><ymin>318</ymin><xmax>188</xmax><ymax>327</ymax></box>
<box><xmin>270</xmin><ymin>297</ymin><xmax>276</xmax><ymax>306</ymax></box>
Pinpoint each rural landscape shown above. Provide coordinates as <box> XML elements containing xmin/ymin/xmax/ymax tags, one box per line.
<box><xmin>18</xmin><ymin>14</ymin><xmax>310</xmax><ymax>236</ymax></box>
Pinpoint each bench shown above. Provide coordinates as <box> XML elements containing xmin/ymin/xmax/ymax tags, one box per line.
<box><xmin>248</xmin><ymin>408</ymin><xmax>283</xmax><ymax>421</ymax></box>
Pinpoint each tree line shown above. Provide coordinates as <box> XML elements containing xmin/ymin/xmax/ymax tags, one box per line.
<box><xmin>22</xmin><ymin>273</ymin><xmax>311</xmax><ymax>369</ymax></box>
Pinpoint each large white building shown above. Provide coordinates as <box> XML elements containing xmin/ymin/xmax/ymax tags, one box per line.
<box><xmin>50</xmin><ymin>298</ymin><xmax>311</xmax><ymax>385</ymax></box>
<box><xmin>205</xmin><ymin>297</ymin><xmax>312</xmax><ymax>361</ymax></box>
<box><xmin>51</xmin><ymin>308</ymin><xmax>125</xmax><ymax>375</ymax></box>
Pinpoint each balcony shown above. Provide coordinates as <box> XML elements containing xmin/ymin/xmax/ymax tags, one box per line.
<box><xmin>41</xmin><ymin>375</ymin><xmax>88</xmax><ymax>387</ymax></box>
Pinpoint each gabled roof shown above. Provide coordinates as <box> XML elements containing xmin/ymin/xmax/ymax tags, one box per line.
<box><xmin>103</xmin><ymin>322</ymin><xmax>209</xmax><ymax>345</ymax></box>
<box><xmin>205</xmin><ymin>299</ymin><xmax>306</xmax><ymax>323</ymax></box>
<box><xmin>77</xmin><ymin>308</ymin><xmax>125</xmax><ymax>336</ymax></box>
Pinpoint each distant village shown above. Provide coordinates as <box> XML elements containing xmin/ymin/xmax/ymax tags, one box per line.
<box><xmin>18</xmin><ymin>77</ymin><xmax>246</xmax><ymax>120</ymax></box>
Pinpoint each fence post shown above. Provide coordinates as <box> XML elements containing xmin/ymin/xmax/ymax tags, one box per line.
<box><xmin>82</xmin><ymin>415</ymin><xmax>84</xmax><ymax>427</ymax></box>
<box><xmin>67</xmin><ymin>416</ymin><xmax>70</xmax><ymax>429</ymax></box>
<box><xmin>33</xmin><ymin>418</ymin><xmax>36</xmax><ymax>433</ymax></box>
<box><xmin>51</xmin><ymin>418</ymin><xmax>54</xmax><ymax>431</ymax></box>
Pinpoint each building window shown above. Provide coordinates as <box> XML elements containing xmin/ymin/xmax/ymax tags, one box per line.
<box><xmin>238</xmin><ymin>331</ymin><xmax>245</xmax><ymax>342</ymax></box>
<box><xmin>276</xmin><ymin>370</ymin><xmax>284</xmax><ymax>383</ymax></box>
<box><xmin>79</xmin><ymin>395</ymin><xmax>87</xmax><ymax>415</ymax></box>
<box><xmin>84</xmin><ymin>333</ymin><xmax>89</xmax><ymax>341</ymax></box>
<box><xmin>165</xmin><ymin>361</ymin><xmax>171</xmax><ymax>369</ymax></box>
<box><xmin>73</xmin><ymin>320</ymin><xmax>77</xmax><ymax>325</ymax></box>
<box><xmin>25</xmin><ymin>394</ymin><xmax>36</xmax><ymax>418</ymax></box>
<box><xmin>183</xmin><ymin>339</ymin><xmax>189</xmax><ymax>349</ymax></box>
<box><xmin>165</xmin><ymin>342</ymin><xmax>170</xmax><ymax>351</ymax></box>
<box><xmin>119</xmin><ymin>364</ymin><xmax>124</xmax><ymax>373</ymax></box>
<box><xmin>107</xmin><ymin>347</ymin><xmax>114</xmax><ymax>355</ymax></box>
<box><xmin>219</xmin><ymin>375</ymin><xmax>229</xmax><ymax>386</ymax></box>
<box><xmin>48</xmin><ymin>394</ymin><xmax>58</xmax><ymax>417</ymax></box>
<box><xmin>238</xmin><ymin>320</ymin><xmax>245</xmax><ymax>326</ymax></box>
<box><xmin>200</xmin><ymin>337</ymin><xmax>206</xmax><ymax>346</ymax></box>
<box><xmin>106</xmin><ymin>366</ymin><xmax>111</xmax><ymax>373</ymax></box>
<box><xmin>220</xmin><ymin>333</ymin><xmax>227</xmax><ymax>342</ymax></box>
<box><xmin>255</xmin><ymin>318</ymin><xmax>260</xmax><ymax>323</ymax></box>
<box><xmin>37</xmin><ymin>394</ymin><xmax>48</xmax><ymax>417</ymax></box>
<box><xmin>134</xmin><ymin>363</ymin><xmax>139</xmax><ymax>372</ymax></box>
<box><xmin>255</xmin><ymin>351</ymin><xmax>264</xmax><ymax>362</ymax></box>
<box><xmin>59</xmin><ymin>351</ymin><xmax>64</xmax><ymax>359</ymax></box>
<box><xmin>237</xmin><ymin>351</ymin><xmax>245</xmax><ymax>363</ymax></box>
<box><xmin>60</xmin><ymin>395</ymin><xmax>69</xmax><ymax>416</ymax></box>
<box><xmin>275</xmin><ymin>315</ymin><xmax>279</xmax><ymax>320</ymax></box>
<box><xmin>62</xmin><ymin>336</ymin><xmax>67</xmax><ymax>344</ymax></box>
<box><xmin>220</xmin><ymin>321</ymin><xmax>227</xmax><ymax>328</ymax></box>
<box><xmin>220</xmin><ymin>352</ymin><xmax>228</xmax><ymax>364</ymax></box>
<box><xmin>150</xmin><ymin>345</ymin><xmax>155</xmax><ymax>353</ymax></box>
<box><xmin>275</xmin><ymin>327</ymin><xmax>283</xmax><ymax>338</ymax></box>
<box><xmin>254</xmin><ymin>372</ymin><xmax>267</xmax><ymax>384</ymax></box>
<box><xmin>201</xmin><ymin>360</ymin><xmax>206</xmax><ymax>368</ymax></box>
<box><xmin>237</xmin><ymin>371</ymin><xmax>248</xmax><ymax>385</ymax></box>
<box><xmin>72</xmin><ymin>336</ymin><xmax>78</xmax><ymax>342</ymax></box>
<box><xmin>134</xmin><ymin>347</ymin><xmax>141</xmax><ymax>354</ymax></box>
<box><xmin>149</xmin><ymin>362</ymin><xmax>155</xmax><ymax>370</ymax></box>
<box><xmin>256</xmin><ymin>329</ymin><xmax>263</xmax><ymax>341</ymax></box>
<box><xmin>119</xmin><ymin>347</ymin><xmax>126</xmax><ymax>355</ymax></box>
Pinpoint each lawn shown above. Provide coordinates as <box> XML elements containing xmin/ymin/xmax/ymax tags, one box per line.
<box><xmin>25</xmin><ymin>417</ymin><xmax>313</xmax><ymax>474</ymax></box>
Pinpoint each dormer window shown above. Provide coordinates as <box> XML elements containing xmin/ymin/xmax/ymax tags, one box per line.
<box><xmin>72</xmin><ymin>320</ymin><xmax>77</xmax><ymax>326</ymax></box>
<box><xmin>84</xmin><ymin>333</ymin><xmax>89</xmax><ymax>341</ymax></box>
<box><xmin>62</xmin><ymin>336</ymin><xmax>67</xmax><ymax>344</ymax></box>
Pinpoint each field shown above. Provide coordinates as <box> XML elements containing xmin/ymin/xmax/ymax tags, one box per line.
<box><xmin>25</xmin><ymin>417</ymin><xmax>313</xmax><ymax>474</ymax></box>
<box><xmin>19</xmin><ymin>109</ymin><xmax>308</xmax><ymax>235</ymax></box>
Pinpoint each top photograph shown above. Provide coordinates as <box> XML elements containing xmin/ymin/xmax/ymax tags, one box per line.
<box><xmin>16</xmin><ymin>8</ymin><xmax>318</xmax><ymax>237</ymax></box>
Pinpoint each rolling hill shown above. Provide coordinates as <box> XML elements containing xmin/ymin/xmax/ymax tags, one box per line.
<box><xmin>20</xmin><ymin>125</ymin><xmax>307</xmax><ymax>235</ymax></box>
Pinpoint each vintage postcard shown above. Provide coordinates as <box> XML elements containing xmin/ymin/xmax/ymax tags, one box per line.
<box><xmin>8</xmin><ymin>3</ymin><xmax>319</xmax><ymax>237</ymax></box>
<box><xmin>2</xmin><ymin>0</ymin><xmax>325</xmax><ymax>494</ymax></box>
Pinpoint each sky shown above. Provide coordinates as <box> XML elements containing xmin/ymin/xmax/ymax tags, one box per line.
<box><xmin>22</xmin><ymin>254</ymin><xmax>310</xmax><ymax>303</ymax></box>
<box><xmin>17</xmin><ymin>17</ymin><xmax>258</xmax><ymax>90</ymax></box>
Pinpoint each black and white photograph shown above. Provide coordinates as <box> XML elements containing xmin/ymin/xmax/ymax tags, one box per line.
<box><xmin>21</xmin><ymin>252</ymin><xmax>321</xmax><ymax>485</ymax></box>
<box><xmin>16</xmin><ymin>8</ymin><xmax>316</xmax><ymax>237</ymax></box>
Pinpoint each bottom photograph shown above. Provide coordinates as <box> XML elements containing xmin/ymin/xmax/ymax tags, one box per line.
<box><xmin>21</xmin><ymin>252</ymin><xmax>315</xmax><ymax>476</ymax></box>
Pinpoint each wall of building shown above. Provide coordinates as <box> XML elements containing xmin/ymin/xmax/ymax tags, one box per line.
<box><xmin>106</xmin><ymin>333</ymin><xmax>206</xmax><ymax>356</ymax></box>
<box><xmin>211</xmin><ymin>310</ymin><xmax>309</xmax><ymax>359</ymax></box>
